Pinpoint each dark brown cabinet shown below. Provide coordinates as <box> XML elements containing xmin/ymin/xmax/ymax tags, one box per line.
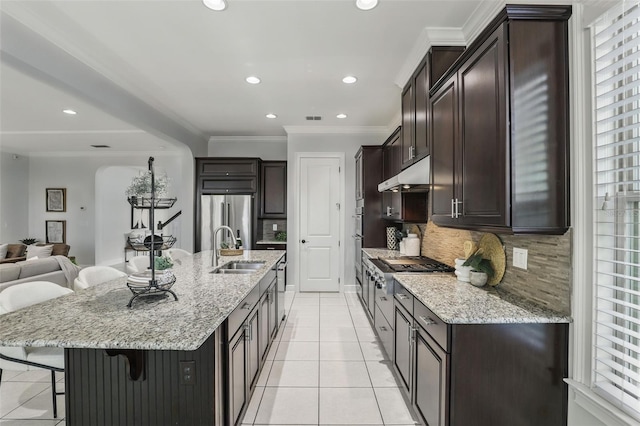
<box><xmin>430</xmin><ymin>6</ymin><xmax>571</xmax><ymax>234</ymax></box>
<box><xmin>392</xmin><ymin>281</ymin><xmax>568</xmax><ymax>426</ymax></box>
<box><xmin>259</xmin><ymin>161</ymin><xmax>287</xmax><ymax>218</ymax></box>
<box><xmin>197</xmin><ymin>158</ymin><xmax>260</xmax><ymax>194</ymax></box>
<box><xmin>401</xmin><ymin>47</ymin><xmax>464</xmax><ymax>170</ymax></box>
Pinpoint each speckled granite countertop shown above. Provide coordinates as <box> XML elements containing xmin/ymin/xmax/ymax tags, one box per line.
<box><xmin>0</xmin><ymin>250</ymin><xmax>285</xmax><ymax>351</ymax></box>
<box><xmin>362</xmin><ymin>248</ymin><xmax>405</xmax><ymax>259</ymax></box>
<box><xmin>363</xmin><ymin>248</ymin><xmax>570</xmax><ymax>324</ymax></box>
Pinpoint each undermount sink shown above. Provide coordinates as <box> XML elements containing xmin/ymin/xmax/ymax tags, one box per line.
<box><xmin>219</xmin><ymin>261</ymin><xmax>265</xmax><ymax>270</ymax></box>
<box><xmin>211</xmin><ymin>269</ymin><xmax>256</xmax><ymax>275</ymax></box>
<box><xmin>211</xmin><ymin>261</ymin><xmax>266</xmax><ymax>274</ymax></box>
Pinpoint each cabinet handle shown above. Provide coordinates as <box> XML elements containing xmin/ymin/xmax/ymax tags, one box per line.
<box><xmin>454</xmin><ymin>199</ymin><xmax>463</xmax><ymax>219</ymax></box>
<box><xmin>244</xmin><ymin>324</ymin><xmax>251</xmax><ymax>341</ymax></box>
<box><xmin>451</xmin><ymin>198</ymin><xmax>455</xmax><ymax>218</ymax></box>
<box><xmin>397</xmin><ymin>293</ymin><xmax>409</xmax><ymax>300</ymax></box>
<box><xmin>380</xmin><ymin>326</ymin><xmax>388</xmax><ymax>332</ymax></box>
<box><xmin>241</xmin><ymin>302</ymin><xmax>251</xmax><ymax>310</ymax></box>
<box><xmin>380</xmin><ymin>296</ymin><xmax>387</xmax><ymax>301</ymax></box>
<box><xmin>419</xmin><ymin>315</ymin><xmax>437</xmax><ymax>326</ymax></box>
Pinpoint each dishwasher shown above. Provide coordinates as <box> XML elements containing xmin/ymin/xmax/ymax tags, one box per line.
<box><xmin>276</xmin><ymin>255</ymin><xmax>287</xmax><ymax>322</ymax></box>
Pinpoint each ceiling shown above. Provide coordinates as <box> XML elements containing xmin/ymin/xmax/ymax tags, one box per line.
<box><xmin>0</xmin><ymin>0</ymin><xmax>496</xmax><ymax>155</ymax></box>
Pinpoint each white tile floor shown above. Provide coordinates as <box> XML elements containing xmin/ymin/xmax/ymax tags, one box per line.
<box><xmin>0</xmin><ymin>292</ymin><xmax>419</xmax><ymax>426</ymax></box>
<box><xmin>242</xmin><ymin>292</ymin><xmax>420</xmax><ymax>425</ymax></box>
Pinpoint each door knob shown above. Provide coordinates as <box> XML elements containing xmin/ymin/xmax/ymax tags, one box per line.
<box><xmin>301</xmin><ymin>239</ymin><xmax>307</xmax><ymax>243</ymax></box>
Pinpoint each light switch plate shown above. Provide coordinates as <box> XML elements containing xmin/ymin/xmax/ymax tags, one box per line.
<box><xmin>273</xmin><ymin>224</ymin><xmax>278</xmax><ymax>231</ymax></box>
<box><xmin>513</xmin><ymin>248</ymin><xmax>528</xmax><ymax>270</ymax></box>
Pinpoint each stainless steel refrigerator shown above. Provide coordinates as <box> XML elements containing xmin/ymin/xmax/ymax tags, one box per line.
<box><xmin>200</xmin><ymin>195</ymin><xmax>253</xmax><ymax>251</ymax></box>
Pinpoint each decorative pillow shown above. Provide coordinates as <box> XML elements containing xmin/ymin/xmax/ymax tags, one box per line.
<box><xmin>0</xmin><ymin>244</ymin><xmax>7</xmax><ymax>260</ymax></box>
<box><xmin>26</xmin><ymin>244</ymin><xmax>53</xmax><ymax>259</ymax></box>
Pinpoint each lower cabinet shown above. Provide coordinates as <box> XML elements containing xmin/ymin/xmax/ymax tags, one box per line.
<box><xmin>389</xmin><ymin>282</ymin><xmax>569</xmax><ymax>426</ymax></box>
<box><xmin>226</xmin><ymin>260</ymin><xmax>283</xmax><ymax>425</ymax></box>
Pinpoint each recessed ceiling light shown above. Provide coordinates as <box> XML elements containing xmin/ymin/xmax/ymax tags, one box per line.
<box><xmin>337</xmin><ymin>113</ymin><xmax>347</xmax><ymax>119</ymax></box>
<box><xmin>356</xmin><ymin>0</ymin><xmax>378</xmax><ymax>11</ymax></box>
<box><xmin>342</xmin><ymin>76</ymin><xmax>357</xmax><ymax>84</ymax></box>
<box><xmin>246</xmin><ymin>76</ymin><xmax>261</xmax><ymax>84</ymax></box>
<box><xmin>63</xmin><ymin>109</ymin><xmax>77</xmax><ymax>115</ymax></box>
<box><xmin>266</xmin><ymin>113</ymin><xmax>277</xmax><ymax>119</ymax></box>
<box><xmin>202</xmin><ymin>0</ymin><xmax>226</xmax><ymax>11</ymax></box>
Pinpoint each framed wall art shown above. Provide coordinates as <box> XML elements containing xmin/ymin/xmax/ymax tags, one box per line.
<box><xmin>46</xmin><ymin>188</ymin><xmax>66</xmax><ymax>212</ymax></box>
<box><xmin>46</xmin><ymin>220</ymin><xmax>66</xmax><ymax>244</ymax></box>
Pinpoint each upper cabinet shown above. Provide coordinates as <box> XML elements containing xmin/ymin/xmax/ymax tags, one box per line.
<box><xmin>401</xmin><ymin>47</ymin><xmax>464</xmax><ymax>170</ymax></box>
<box><xmin>196</xmin><ymin>158</ymin><xmax>259</xmax><ymax>194</ymax></box>
<box><xmin>259</xmin><ymin>161</ymin><xmax>287</xmax><ymax>219</ymax></box>
<box><xmin>430</xmin><ymin>5</ymin><xmax>571</xmax><ymax>234</ymax></box>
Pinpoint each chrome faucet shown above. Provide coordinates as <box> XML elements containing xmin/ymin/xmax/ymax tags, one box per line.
<box><xmin>212</xmin><ymin>225</ymin><xmax>237</xmax><ymax>268</ymax></box>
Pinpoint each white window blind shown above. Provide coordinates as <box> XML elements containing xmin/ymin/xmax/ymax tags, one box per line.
<box><xmin>593</xmin><ymin>0</ymin><xmax>640</xmax><ymax>420</ymax></box>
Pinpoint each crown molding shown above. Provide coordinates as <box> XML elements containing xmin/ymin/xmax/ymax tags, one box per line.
<box><xmin>22</xmin><ymin>150</ymin><xmax>181</xmax><ymax>158</ymax></box>
<box><xmin>394</xmin><ymin>27</ymin><xmax>466</xmax><ymax>88</ymax></box>
<box><xmin>283</xmin><ymin>126</ymin><xmax>389</xmax><ymax>135</ymax></box>
<box><xmin>208</xmin><ymin>136</ymin><xmax>288</xmax><ymax>143</ymax></box>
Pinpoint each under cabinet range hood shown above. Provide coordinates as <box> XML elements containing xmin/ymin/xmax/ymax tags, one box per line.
<box><xmin>378</xmin><ymin>156</ymin><xmax>430</xmax><ymax>192</ymax></box>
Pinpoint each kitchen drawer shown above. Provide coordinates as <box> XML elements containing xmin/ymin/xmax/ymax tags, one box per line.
<box><xmin>200</xmin><ymin>177</ymin><xmax>258</xmax><ymax>194</ymax></box>
<box><xmin>375</xmin><ymin>281</ymin><xmax>394</xmax><ymax>326</ymax></box>
<box><xmin>260</xmin><ymin>267</ymin><xmax>277</xmax><ymax>294</ymax></box>
<box><xmin>258</xmin><ymin>243</ymin><xmax>286</xmax><ymax>250</ymax></box>
<box><xmin>227</xmin><ymin>285</ymin><xmax>260</xmax><ymax>339</ymax></box>
<box><xmin>414</xmin><ymin>299</ymin><xmax>449</xmax><ymax>352</ymax></box>
<box><xmin>394</xmin><ymin>283</ymin><xmax>414</xmax><ymax>316</ymax></box>
<box><xmin>374</xmin><ymin>304</ymin><xmax>394</xmax><ymax>361</ymax></box>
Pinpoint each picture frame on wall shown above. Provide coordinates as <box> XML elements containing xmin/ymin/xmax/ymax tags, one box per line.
<box><xmin>46</xmin><ymin>220</ymin><xmax>66</xmax><ymax>244</ymax></box>
<box><xmin>46</xmin><ymin>188</ymin><xmax>66</xmax><ymax>212</ymax></box>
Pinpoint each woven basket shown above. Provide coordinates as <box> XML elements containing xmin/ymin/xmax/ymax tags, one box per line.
<box><xmin>219</xmin><ymin>249</ymin><xmax>243</xmax><ymax>256</ymax></box>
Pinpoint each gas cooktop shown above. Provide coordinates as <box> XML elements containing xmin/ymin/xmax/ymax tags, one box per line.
<box><xmin>380</xmin><ymin>256</ymin><xmax>454</xmax><ymax>273</ymax></box>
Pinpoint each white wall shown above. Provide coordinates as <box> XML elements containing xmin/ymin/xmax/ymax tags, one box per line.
<box><xmin>0</xmin><ymin>152</ymin><xmax>30</xmax><ymax>243</ymax></box>
<box><xmin>286</xmin><ymin>132</ymin><xmax>387</xmax><ymax>292</ymax></box>
<box><xmin>27</xmin><ymin>150</ymin><xmax>192</xmax><ymax>265</ymax></box>
<box><xmin>208</xmin><ymin>138</ymin><xmax>287</xmax><ymax>160</ymax></box>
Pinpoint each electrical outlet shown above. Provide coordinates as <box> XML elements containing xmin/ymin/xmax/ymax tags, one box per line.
<box><xmin>273</xmin><ymin>224</ymin><xmax>278</xmax><ymax>231</ymax></box>
<box><xmin>513</xmin><ymin>248</ymin><xmax>528</xmax><ymax>270</ymax></box>
<box><xmin>180</xmin><ymin>361</ymin><xmax>196</xmax><ymax>385</ymax></box>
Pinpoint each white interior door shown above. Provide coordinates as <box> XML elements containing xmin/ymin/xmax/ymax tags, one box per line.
<box><xmin>299</xmin><ymin>156</ymin><xmax>341</xmax><ymax>292</ymax></box>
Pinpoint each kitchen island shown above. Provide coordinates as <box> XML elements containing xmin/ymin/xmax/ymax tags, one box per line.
<box><xmin>0</xmin><ymin>250</ymin><xmax>285</xmax><ymax>426</ymax></box>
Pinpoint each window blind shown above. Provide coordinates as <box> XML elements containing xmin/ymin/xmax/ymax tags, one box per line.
<box><xmin>593</xmin><ymin>0</ymin><xmax>640</xmax><ymax>420</ymax></box>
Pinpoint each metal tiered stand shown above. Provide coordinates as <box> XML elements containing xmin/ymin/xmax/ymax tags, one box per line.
<box><xmin>126</xmin><ymin>157</ymin><xmax>178</xmax><ymax>308</ymax></box>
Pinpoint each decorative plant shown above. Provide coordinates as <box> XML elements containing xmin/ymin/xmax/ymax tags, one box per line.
<box><xmin>126</xmin><ymin>172</ymin><xmax>169</xmax><ymax>197</ymax></box>
<box><xmin>463</xmin><ymin>252</ymin><xmax>494</xmax><ymax>279</ymax></box>
<box><xmin>154</xmin><ymin>256</ymin><xmax>174</xmax><ymax>271</ymax></box>
<box><xmin>219</xmin><ymin>241</ymin><xmax>231</xmax><ymax>249</ymax></box>
<box><xmin>275</xmin><ymin>231</ymin><xmax>287</xmax><ymax>242</ymax></box>
<box><xmin>19</xmin><ymin>238</ymin><xmax>38</xmax><ymax>245</ymax></box>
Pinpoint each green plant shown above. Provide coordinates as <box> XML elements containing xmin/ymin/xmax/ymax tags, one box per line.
<box><xmin>19</xmin><ymin>238</ymin><xmax>38</xmax><ymax>245</ymax></box>
<box><xmin>154</xmin><ymin>256</ymin><xmax>174</xmax><ymax>270</ymax></box>
<box><xmin>463</xmin><ymin>252</ymin><xmax>494</xmax><ymax>278</ymax></box>
<box><xmin>126</xmin><ymin>172</ymin><xmax>169</xmax><ymax>197</ymax></box>
<box><xmin>275</xmin><ymin>231</ymin><xmax>287</xmax><ymax>242</ymax></box>
<box><xmin>219</xmin><ymin>241</ymin><xmax>231</xmax><ymax>249</ymax></box>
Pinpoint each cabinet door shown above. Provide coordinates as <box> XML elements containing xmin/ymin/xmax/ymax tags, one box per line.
<box><xmin>200</xmin><ymin>177</ymin><xmax>258</xmax><ymax>194</ymax></box>
<box><xmin>394</xmin><ymin>304</ymin><xmax>412</xmax><ymax>393</ymax></box>
<box><xmin>259</xmin><ymin>292</ymin><xmax>270</xmax><ymax>363</ymax></box>
<box><xmin>247</xmin><ymin>309</ymin><xmax>260</xmax><ymax>390</ymax></box>
<box><xmin>355</xmin><ymin>151</ymin><xmax>363</xmax><ymax>200</ymax></box>
<box><xmin>458</xmin><ymin>25</ymin><xmax>508</xmax><ymax>227</ymax></box>
<box><xmin>401</xmin><ymin>83</ymin><xmax>414</xmax><ymax>168</ymax></box>
<box><xmin>414</xmin><ymin>61</ymin><xmax>429</xmax><ymax>161</ymax></box>
<box><xmin>367</xmin><ymin>273</ymin><xmax>376</xmax><ymax>319</ymax></box>
<box><xmin>228</xmin><ymin>328</ymin><xmax>247</xmax><ymax>426</ymax></box>
<box><xmin>414</xmin><ymin>326</ymin><xmax>448</xmax><ymax>426</ymax></box>
<box><xmin>260</xmin><ymin>161</ymin><xmax>287</xmax><ymax>218</ymax></box>
<box><xmin>430</xmin><ymin>75</ymin><xmax>458</xmax><ymax>226</ymax></box>
<box><xmin>198</xmin><ymin>158</ymin><xmax>259</xmax><ymax>176</ymax></box>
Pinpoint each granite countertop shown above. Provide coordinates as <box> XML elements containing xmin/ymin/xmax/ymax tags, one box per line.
<box><xmin>0</xmin><ymin>250</ymin><xmax>285</xmax><ymax>351</ymax></box>
<box><xmin>363</xmin><ymin>247</ymin><xmax>570</xmax><ymax>324</ymax></box>
<box><xmin>256</xmin><ymin>240</ymin><xmax>286</xmax><ymax>245</ymax></box>
<box><xmin>362</xmin><ymin>248</ymin><xmax>405</xmax><ymax>259</ymax></box>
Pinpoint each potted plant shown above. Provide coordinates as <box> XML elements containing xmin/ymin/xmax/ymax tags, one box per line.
<box><xmin>462</xmin><ymin>252</ymin><xmax>495</xmax><ymax>287</ymax></box>
<box><xmin>19</xmin><ymin>238</ymin><xmax>38</xmax><ymax>245</ymax></box>
<box><xmin>154</xmin><ymin>255</ymin><xmax>174</xmax><ymax>271</ymax></box>
<box><xmin>126</xmin><ymin>172</ymin><xmax>169</xmax><ymax>198</ymax></box>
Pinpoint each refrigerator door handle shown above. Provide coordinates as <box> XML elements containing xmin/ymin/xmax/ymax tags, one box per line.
<box><xmin>220</xmin><ymin>202</ymin><xmax>226</xmax><ymax>226</ymax></box>
<box><xmin>227</xmin><ymin>203</ymin><xmax>231</xmax><ymax>228</ymax></box>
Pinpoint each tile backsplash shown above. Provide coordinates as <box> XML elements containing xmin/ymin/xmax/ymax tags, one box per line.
<box><xmin>419</xmin><ymin>221</ymin><xmax>572</xmax><ymax>315</ymax></box>
<box><xmin>261</xmin><ymin>219</ymin><xmax>287</xmax><ymax>241</ymax></box>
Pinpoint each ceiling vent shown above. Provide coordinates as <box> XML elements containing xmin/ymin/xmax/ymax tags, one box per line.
<box><xmin>305</xmin><ymin>116</ymin><xmax>322</xmax><ymax>121</ymax></box>
<box><xmin>90</xmin><ymin>145</ymin><xmax>111</xmax><ymax>148</ymax></box>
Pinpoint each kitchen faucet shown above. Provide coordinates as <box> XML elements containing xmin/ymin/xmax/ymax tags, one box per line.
<box><xmin>212</xmin><ymin>225</ymin><xmax>237</xmax><ymax>268</ymax></box>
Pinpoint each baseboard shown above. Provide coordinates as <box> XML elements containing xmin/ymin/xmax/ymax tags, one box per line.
<box><xmin>342</xmin><ymin>284</ymin><xmax>357</xmax><ymax>293</ymax></box>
